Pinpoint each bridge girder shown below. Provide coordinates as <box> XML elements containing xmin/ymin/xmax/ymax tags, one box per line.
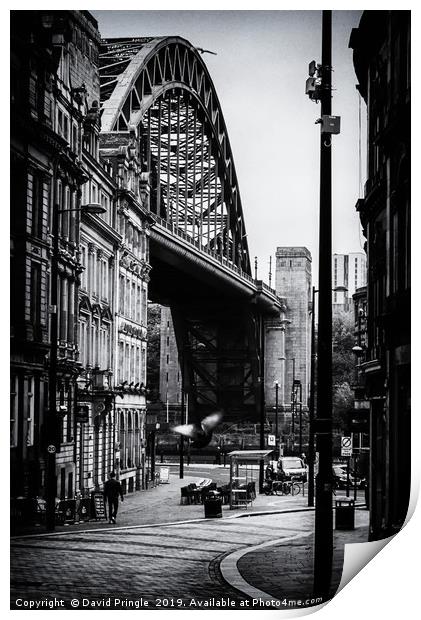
<box><xmin>100</xmin><ymin>37</ymin><xmax>250</xmax><ymax>274</ymax></box>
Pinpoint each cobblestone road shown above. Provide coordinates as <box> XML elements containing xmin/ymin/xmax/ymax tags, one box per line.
<box><xmin>11</xmin><ymin>512</ymin><xmax>313</xmax><ymax>610</ymax></box>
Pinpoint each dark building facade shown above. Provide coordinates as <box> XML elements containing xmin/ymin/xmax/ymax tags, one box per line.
<box><xmin>11</xmin><ymin>11</ymin><xmax>154</xmax><ymax>506</ymax></box>
<box><xmin>11</xmin><ymin>11</ymin><xmax>93</xmax><ymax>498</ymax></box>
<box><xmin>350</xmin><ymin>10</ymin><xmax>410</xmax><ymax>540</ymax></box>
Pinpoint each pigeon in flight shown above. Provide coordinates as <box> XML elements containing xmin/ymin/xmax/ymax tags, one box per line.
<box><xmin>172</xmin><ymin>411</ymin><xmax>223</xmax><ymax>449</ymax></box>
<box><xmin>196</xmin><ymin>47</ymin><xmax>218</xmax><ymax>56</ymax></box>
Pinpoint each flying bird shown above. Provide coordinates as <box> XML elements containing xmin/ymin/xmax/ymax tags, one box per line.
<box><xmin>172</xmin><ymin>411</ymin><xmax>223</xmax><ymax>449</ymax></box>
<box><xmin>196</xmin><ymin>47</ymin><xmax>217</xmax><ymax>56</ymax></box>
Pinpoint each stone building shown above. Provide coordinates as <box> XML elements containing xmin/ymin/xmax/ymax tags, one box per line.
<box><xmin>350</xmin><ymin>10</ymin><xmax>410</xmax><ymax>540</ymax></box>
<box><xmin>159</xmin><ymin>306</ymin><xmax>182</xmax><ymax>423</ymax></box>
<box><xmin>332</xmin><ymin>252</ymin><xmax>367</xmax><ymax>313</ymax></box>
<box><xmin>264</xmin><ymin>247</ymin><xmax>312</xmax><ymax>452</ymax></box>
<box><xmin>10</xmin><ymin>10</ymin><xmax>154</xmax><ymax>504</ymax></box>
<box><xmin>99</xmin><ymin>133</ymin><xmax>154</xmax><ymax>493</ymax></box>
<box><xmin>10</xmin><ymin>11</ymin><xmax>96</xmax><ymax>499</ymax></box>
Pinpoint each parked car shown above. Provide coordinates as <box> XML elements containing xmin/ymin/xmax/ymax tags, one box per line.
<box><xmin>277</xmin><ymin>456</ymin><xmax>307</xmax><ymax>482</ymax></box>
<box><xmin>332</xmin><ymin>464</ymin><xmax>365</xmax><ymax>489</ymax></box>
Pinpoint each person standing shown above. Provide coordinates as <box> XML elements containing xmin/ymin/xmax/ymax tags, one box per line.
<box><xmin>104</xmin><ymin>472</ymin><xmax>124</xmax><ymax>524</ymax></box>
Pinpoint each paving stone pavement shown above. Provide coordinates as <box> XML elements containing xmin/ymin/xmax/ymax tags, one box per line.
<box><xmin>10</xmin><ymin>469</ymin><xmax>368</xmax><ymax>611</ymax></box>
<box><xmin>11</xmin><ymin>468</ymin><xmax>316</xmax><ymax>536</ymax></box>
<box><xmin>10</xmin><ymin>512</ymin><xmax>313</xmax><ymax>610</ymax></box>
<box><xmin>236</xmin><ymin>508</ymin><xmax>369</xmax><ymax>607</ymax></box>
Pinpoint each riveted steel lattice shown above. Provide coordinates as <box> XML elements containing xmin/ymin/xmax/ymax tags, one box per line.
<box><xmin>99</xmin><ymin>36</ymin><xmax>251</xmax><ymax>275</ymax></box>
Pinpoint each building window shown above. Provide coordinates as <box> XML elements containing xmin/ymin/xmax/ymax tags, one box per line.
<box><xmin>125</xmin><ymin>278</ymin><xmax>131</xmax><ymax>316</ymax></box>
<box><xmin>142</xmin><ymin>289</ymin><xmax>147</xmax><ymax>324</ymax></box>
<box><xmin>118</xmin><ymin>341</ymin><xmax>124</xmax><ymax>384</ymax></box>
<box><xmin>130</xmin><ymin>345</ymin><xmax>135</xmax><ymax>383</ymax></box>
<box><xmin>131</xmin><ymin>282</ymin><xmax>136</xmax><ymax>320</ymax></box>
<box><xmin>142</xmin><ymin>348</ymin><xmax>146</xmax><ymax>383</ymax></box>
<box><xmin>79</xmin><ymin>319</ymin><xmax>88</xmax><ymax>366</ymax></box>
<box><xmin>30</xmin><ymin>172</ymin><xmax>44</xmax><ymax>239</ymax></box>
<box><xmin>58</xmin><ymin>49</ymin><xmax>70</xmax><ymax>87</ymax></box>
<box><xmin>10</xmin><ymin>376</ymin><xmax>19</xmax><ymax>448</ymax></box>
<box><xmin>57</xmin><ymin>108</ymin><xmax>70</xmax><ymax>143</ymax></box>
<box><xmin>26</xmin><ymin>377</ymin><xmax>34</xmax><ymax>447</ymax></box>
<box><xmin>136</xmin><ymin>285</ymin><xmax>141</xmax><ymax>323</ymax></box>
<box><xmin>136</xmin><ymin>346</ymin><xmax>140</xmax><ymax>382</ymax></box>
<box><xmin>30</xmin><ymin>263</ymin><xmax>42</xmax><ymax>339</ymax></box>
<box><xmin>72</xmin><ymin>122</ymin><xmax>78</xmax><ymax>154</ymax></box>
<box><xmin>119</xmin><ymin>275</ymin><xmax>125</xmax><ymax>314</ymax></box>
<box><xmin>29</xmin><ymin>72</ymin><xmax>38</xmax><ymax>113</ymax></box>
<box><xmin>92</xmin><ymin>318</ymin><xmax>99</xmax><ymax>367</ymax></box>
<box><xmin>80</xmin><ymin>245</ymin><xmax>88</xmax><ymax>290</ymax></box>
<box><xmin>101</xmin><ymin>259</ymin><xmax>108</xmax><ymax>300</ymax></box>
<box><xmin>125</xmin><ymin>343</ymin><xmax>130</xmax><ymax>381</ymax></box>
<box><xmin>92</xmin><ymin>183</ymin><xmax>97</xmax><ymax>204</ymax></box>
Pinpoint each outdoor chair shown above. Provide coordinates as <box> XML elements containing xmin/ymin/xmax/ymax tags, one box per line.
<box><xmin>218</xmin><ymin>485</ymin><xmax>231</xmax><ymax>505</ymax></box>
<box><xmin>187</xmin><ymin>483</ymin><xmax>202</xmax><ymax>504</ymax></box>
<box><xmin>200</xmin><ymin>483</ymin><xmax>217</xmax><ymax>503</ymax></box>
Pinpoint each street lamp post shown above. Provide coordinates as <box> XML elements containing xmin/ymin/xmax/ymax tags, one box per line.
<box><xmin>274</xmin><ymin>381</ymin><xmax>279</xmax><ymax>460</ymax></box>
<box><xmin>313</xmin><ymin>10</ymin><xmax>334</xmax><ymax>599</ymax></box>
<box><xmin>290</xmin><ymin>358</ymin><xmax>296</xmax><ymax>451</ymax></box>
<box><xmin>179</xmin><ymin>383</ymin><xmax>185</xmax><ymax>480</ymax></box>
<box><xmin>150</xmin><ymin>422</ymin><xmax>160</xmax><ymax>483</ymax></box>
<box><xmin>45</xmin><ymin>202</ymin><xmax>106</xmax><ymax>532</ymax></box>
<box><xmin>298</xmin><ymin>384</ymin><xmax>303</xmax><ymax>456</ymax></box>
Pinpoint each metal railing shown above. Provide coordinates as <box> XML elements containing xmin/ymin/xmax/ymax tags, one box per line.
<box><xmin>154</xmin><ymin>215</ymin><xmax>276</xmax><ymax>292</ymax></box>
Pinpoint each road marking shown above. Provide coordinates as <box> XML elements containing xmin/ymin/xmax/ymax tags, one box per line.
<box><xmin>219</xmin><ymin>531</ymin><xmax>313</xmax><ymax>605</ymax></box>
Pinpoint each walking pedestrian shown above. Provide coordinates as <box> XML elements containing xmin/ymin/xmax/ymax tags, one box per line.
<box><xmin>104</xmin><ymin>472</ymin><xmax>124</xmax><ymax>524</ymax></box>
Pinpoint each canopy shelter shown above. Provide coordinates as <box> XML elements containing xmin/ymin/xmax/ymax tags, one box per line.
<box><xmin>227</xmin><ymin>450</ymin><xmax>274</xmax><ymax>509</ymax></box>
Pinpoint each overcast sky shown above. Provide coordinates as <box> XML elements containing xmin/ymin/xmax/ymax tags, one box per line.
<box><xmin>92</xmin><ymin>9</ymin><xmax>366</xmax><ymax>285</ymax></box>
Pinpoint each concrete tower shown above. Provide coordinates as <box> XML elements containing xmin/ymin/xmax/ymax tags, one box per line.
<box><xmin>265</xmin><ymin>247</ymin><xmax>312</xmax><ymax>448</ymax></box>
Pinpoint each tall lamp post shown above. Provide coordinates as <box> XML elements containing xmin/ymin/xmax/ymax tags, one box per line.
<box><xmin>45</xmin><ymin>201</ymin><xmax>106</xmax><ymax>532</ymax></box>
<box><xmin>274</xmin><ymin>381</ymin><xmax>279</xmax><ymax>460</ymax></box>
<box><xmin>290</xmin><ymin>358</ymin><xmax>296</xmax><ymax>452</ymax></box>
<box><xmin>312</xmin><ymin>10</ymin><xmax>335</xmax><ymax>599</ymax></box>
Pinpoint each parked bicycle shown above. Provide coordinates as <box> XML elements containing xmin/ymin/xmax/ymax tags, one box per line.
<box><xmin>273</xmin><ymin>480</ymin><xmax>301</xmax><ymax>496</ymax></box>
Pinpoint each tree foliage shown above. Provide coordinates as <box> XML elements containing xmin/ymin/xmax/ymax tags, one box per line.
<box><xmin>146</xmin><ymin>303</ymin><xmax>161</xmax><ymax>400</ymax></box>
<box><xmin>332</xmin><ymin>310</ymin><xmax>355</xmax><ymax>432</ymax></box>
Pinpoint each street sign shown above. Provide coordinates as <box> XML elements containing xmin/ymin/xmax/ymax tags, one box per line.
<box><xmin>158</xmin><ymin>467</ymin><xmax>170</xmax><ymax>483</ymax></box>
<box><xmin>91</xmin><ymin>491</ymin><xmax>107</xmax><ymax>520</ymax></box>
<box><xmin>267</xmin><ymin>434</ymin><xmax>276</xmax><ymax>446</ymax></box>
<box><xmin>341</xmin><ymin>436</ymin><xmax>353</xmax><ymax>457</ymax></box>
<box><xmin>47</xmin><ymin>445</ymin><xmax>56</xmax><ymax>454</ymax></box>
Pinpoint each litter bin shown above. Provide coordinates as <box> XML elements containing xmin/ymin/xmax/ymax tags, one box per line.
<box><xmin>204</xmin><ymin>491</ymin><xmax>222</xmax><ymax>518</ymax></box>
<box><xmin>335</xmin><ymin>497</ymin><xmax>355</xmax><ymax>530</ymax></box>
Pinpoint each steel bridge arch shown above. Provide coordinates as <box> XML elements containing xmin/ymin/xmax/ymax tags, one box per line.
<box><xmin>99</xmin><ymin>36</ymin><xmax>251</xmax><ymax>274</ymax></box>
